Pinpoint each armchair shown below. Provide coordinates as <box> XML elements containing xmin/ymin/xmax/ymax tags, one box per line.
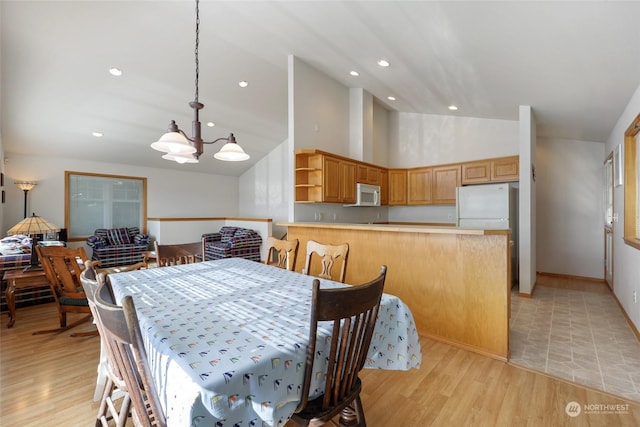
<box><xmin>201</xmin><ymin>226</ymin><xmax>262</xmax><ymax>262</ymax></box>
<box><xmin>86</xmin><ymin>227</ymin><xmax>150</xmax><ymax>268</ymax></box>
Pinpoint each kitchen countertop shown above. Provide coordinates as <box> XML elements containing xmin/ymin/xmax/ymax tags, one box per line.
<box><xmin>278</xmin><ymin>222</ymin><xmax>511</xmax><ymax>236</ymax></box>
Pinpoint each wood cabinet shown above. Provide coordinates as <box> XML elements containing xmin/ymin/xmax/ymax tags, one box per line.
<box><xmin>322</xmin><ymin>156</ymin><xmax>341</xmax><ymax>202</ymax></box>
<box><xmin>339</xmin><ymin>160</ymin><xmax>357</xmax><ymax>204</ymax></box>
<box><xmin>295</xmin><ymin>151</ymin><xmax>356</xmax><ymax>203</ymax></box>
<box><xmin>379</xmin><ymin>169</ymin><xmax>388</xmax><ymax>205</ymax></box>
<box><xmin>491</xmin><ymin>156</ymin><xmax>519</xmax><ymax>182</ymax></box>
<box><xmin>322</xmin><ymin>156</ymin><xmax>356</xmax><ymax>203</ymax></box>
<box><xmin>432</xmin><ymin>165</ymin><xmax>461</xmax><ymax>205</ymax></box>
<box><xmin>296</xmin><ymin>149</ymin><xmax>518</xmax><ymax>205</ymax></box>
<box><xmin>462</xmin><ymin>156</ymin><xmax>519</xmax><ymax>185</ymax></box>
<box><xmin>295</xmin><ymin>152</ymin><xmax>324</xmax><ymax>202</ymax></box>
<box><xmin>407</xmin><ymin>167</ymin><xmax>432</xmax><ymax>205</ymax></box>
<box><xmin>357</xmin><ymin>164</ymin><xmax>381</xmax><ymax>185</ymax></box>
<box><xmin>388</xmin><ymin>169</ymin><xmax>407</xmax><ymax>205</ymax></box>
<box><xmin>462</xmin><ymin>160</ymin><xmax>491</xmax><ymax>184</ymax></box>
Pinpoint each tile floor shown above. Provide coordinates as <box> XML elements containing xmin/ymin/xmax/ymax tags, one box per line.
<box><xmin>509</xmin><ymin>278</ymin><xmax>640</xmax><ymax>402</ymax></box>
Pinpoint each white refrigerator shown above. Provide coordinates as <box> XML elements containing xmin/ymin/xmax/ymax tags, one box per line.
<box><xmin>456</xmin><ymin>183</ymin><xmax>518</xmax><ymax>285</ymax></box>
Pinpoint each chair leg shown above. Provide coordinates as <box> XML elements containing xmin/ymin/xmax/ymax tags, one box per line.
<box><xmin>338</xmin><ymin>396</ymin><xmax>366</xmax><ymax>427</ymax></box>
<box><xmin>32</xmin><ymin>314</ymin><xmax>94</xmax><ymax>336</ymax></box>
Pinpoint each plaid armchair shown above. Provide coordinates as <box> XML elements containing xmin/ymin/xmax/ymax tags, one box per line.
<box><xmin>202</xmin><ymin>226</ymin><xmax>262</xmax><ymax>262</ymax></box>
<box><xmin>86</xmin><ymin>227</ymin><xmax>149</xmax><ymax>267</ymax></box>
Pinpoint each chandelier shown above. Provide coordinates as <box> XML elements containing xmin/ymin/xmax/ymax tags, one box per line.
<box><xmin>151</xmin><ymin>0</ymin><xmax>249</xmax><ymax>164</ymax></box>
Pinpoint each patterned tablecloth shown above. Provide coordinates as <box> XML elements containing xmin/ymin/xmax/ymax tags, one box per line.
<box><xmin>109</xmin><ymin>257</ymin><xmax>421</xmax><ymax>427</ymax></box>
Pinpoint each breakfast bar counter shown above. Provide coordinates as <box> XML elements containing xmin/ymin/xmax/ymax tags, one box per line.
<box><xmin>280</xmin><ymin>222</ymin><xmax>512</xmax><ymax>360</ymax></box>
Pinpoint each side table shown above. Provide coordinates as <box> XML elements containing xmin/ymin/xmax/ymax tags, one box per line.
<box><xmin>3</xmin><ymin>268</ymin><xmax>50</xmax><ymax>328</ymax></box>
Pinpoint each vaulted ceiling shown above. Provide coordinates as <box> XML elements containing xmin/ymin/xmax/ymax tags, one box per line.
<box><xmin>2</xmin><ymin>1</ymin><xmax>639</xmax><ymax>176</ymax></box>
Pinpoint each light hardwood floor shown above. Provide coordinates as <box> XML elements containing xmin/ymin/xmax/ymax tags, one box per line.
<box><xmin>2</xmin><ymin>302</ymin><xmax>640</xmax><ymax>426</ymax></box>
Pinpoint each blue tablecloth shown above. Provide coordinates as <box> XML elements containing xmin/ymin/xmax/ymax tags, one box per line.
<box><xmin>109</xmin><ymin>258</ymin><xmax>421</xmax><ymax>427</ymax></box>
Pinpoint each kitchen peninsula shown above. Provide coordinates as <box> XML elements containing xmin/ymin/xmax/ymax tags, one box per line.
<box><xmin>280</xmin><ymin>222</ymin><xmax>512</xmax><ymax>360</ymax></box>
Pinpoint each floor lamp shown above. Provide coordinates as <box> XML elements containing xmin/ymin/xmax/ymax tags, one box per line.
<box><xmin>14</xmin><ymin>181</ymin><xmax>37</xmax><ymax>218</ymax></box>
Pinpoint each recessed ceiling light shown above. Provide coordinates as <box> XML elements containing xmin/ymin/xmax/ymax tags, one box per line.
<box><xmin>350</xmin><ymin>71</ymin><xmax>360</xmax><ymax>77</ymax></box>
<box><xmin>377</xmin><ymin>59</ymin><xmax>390</xmax><ymax>67</ymax></box>
<box><xmin>238</xmin><ymin>80</ymin><xmax>248</xmax><ymax>88</ymax></box>
<box><xmin>207</xmin><ymin>122</ymin><xmax>215</xmax><ymax>127</ymax></box>
<box><xmin>448</xmin><ymin>105</ymin><xmax>458</xmax><ymax>111</ymax></box>
<box><xmin>109</xmin><ymin>67</ymin><xmax>123</xmax><ymax>77</ymax></box>
<box><xmin>387</xmin><ymin>96</ymin><xmax>396</xmax><ymax>101</ymax></box>
<box><xmin>92</xmin><ymin>132</ymin><xmax>103</xmax><ymax>137</ymax></box>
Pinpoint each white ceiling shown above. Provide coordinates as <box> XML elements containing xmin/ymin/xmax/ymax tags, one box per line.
<box><xmin>2</xmin><ymin>1</ymin><xmax>640</xmax><ymax>176</ymax></box>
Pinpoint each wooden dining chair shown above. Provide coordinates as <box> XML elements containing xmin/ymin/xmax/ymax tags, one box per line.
<box><xmin>80</xmin><ymin>261</ymin><xmax>132</xmax><ymax>427</ymax></box>
<box><xmin>154</xmin><ymin>241</ymin><xmax>202</xmax><ymax>267</ymax></box>
<box><xmin>265</xmin><ymin>236</ymin><xmax>299</xmax><ymax>271</ymax></box>
<box><xmin>34</xmin><ymin>245</ymin><xmax>96</xmax><ymax>337</ymax></box>
<box><xmin>291</xmin><ymin>265</ymin><xmax>387</xmax><ymax>427</ymax></box>
<box><xmin>302</xmin><ymin>240</ymin><xmax>349</xmax><ymax>283</ymax></box>
<box><xmin>93</xmin><ymin>278</ymin><xmax>167</xmax><ymax>427</ymax></box>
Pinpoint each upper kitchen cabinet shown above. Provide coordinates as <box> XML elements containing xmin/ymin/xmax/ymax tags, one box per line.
<box><xmin>295</xmin><ymin>150</ymin><xmax>356</xmax><ymax>203</ymax></box>
<box><xmin>379</xmin><ymin>169</ymin><xmax>389</xmax><ymax>205</ymax></box>
<box><xmin>295</xmin><ymin>151</ymin><xmax>324</xmax><ymax>202</ymax></box>
<box><xmin>388</xmin><ymin>169</ymin><xmax>407</xmax><ymax>205</ymax></box>
<box><xmin>490</xmin><ymin>156</ymin><xmax>519</xmax><ymax>182</ymax></box>
<box><xmin>357</xmin><ymin>164</ymin><xmax>381</xmax><ymax>185</ymax></box>
<box><xmin>339</xmin><ymin>160</ymin><xmax>357</xmax><ymax>204</ymax></box>
<box><xmin>432</xmin><ymin>164</ymin><xmax>461</xmax><ymax>205</ymax></box>
<box><xmin>407</xmin><ymin>167</ymin><xmax>432</xmax><ymax>205</ymax></box>
<box><xmin>461</xmin><ymin>156</ymin><xmax>519</xmax><ymax>185</ymax></box>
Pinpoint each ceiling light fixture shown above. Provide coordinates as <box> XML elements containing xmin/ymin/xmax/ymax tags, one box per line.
<box><xmin>387</xmin><ymin>96</ymin><xmax>396</xmax><ymax>101</ymax></box>
<box><xmin>350</xmin><ymin>71</ymin><xmax>359</xmax><ymax>76</ymax></box>
<box><xmin>151</xmin><ymin>0</ymin><xmax>249</xmax><ymax>163</ymax></box>
<box><xmin>377</xmin><ymin>59</ymin><xmax>390</xmax><ymax>67</ymax></box>
<box><xmin>109</xmin><ymin>67</ymin><xmax>123</xmax><ymax>77</ymax></box>
<box><xmin>92</xmin><ymin>132</ymin><xmax>103</xmax><ymax>137</ymax></box>
<box><xmin>238</xmin><ymin>80</ymin><xmax>248</xmax><ymax>88</ymax></box>
<box><xmin>448</xmin><ymin>105</ymin><xmax>458</xmax><ymax>111</ymax></box>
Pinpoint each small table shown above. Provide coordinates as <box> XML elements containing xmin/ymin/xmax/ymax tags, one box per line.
<box><xmin>3</xmin><ymin>268</ymin><xmax>50</xmax><ymax>328</ymax></box>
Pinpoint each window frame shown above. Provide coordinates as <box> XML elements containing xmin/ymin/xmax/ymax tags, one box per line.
<box><xmin>64</xmin><ymin>171</ymin><xmax>147</xmax><ymax>242</ymax></box>
<box><xmin>623</xmin><ymin>113</ymin><xmax>640</xmax><ymax>250</ymax></box>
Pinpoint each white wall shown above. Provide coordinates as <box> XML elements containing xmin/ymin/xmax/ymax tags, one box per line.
<box><xmin>290</xmin><ymin>56</ymin><xmax>351</xmax><ymax>157</ymax></box>
<box><xmin>519</xmin><ymin>106</ymin><xmax>536</xmax><ymax>295</ymax></box>
<box><xmin>606</xmin><ymin>83</ymin><xmax>640</xmax><ymax>332</ymax></box>
<box><xmin>536</xmin><ymin>137</ymin><xmax>605</xmax><ymax>279</ymax></box>
<box><xmin>239</xmin><ymin>140</ymin><xmax>290</xmax><ymax>239</ymax></box>
<box><xmin>388</xmin><ymin>112</ymin><xmax>519</xmax><ymax>167</ymax></box>
<box><xmin>2</xmin><ymin>153</ymin><xmax>239</xmax><ymax>236</ymax></box>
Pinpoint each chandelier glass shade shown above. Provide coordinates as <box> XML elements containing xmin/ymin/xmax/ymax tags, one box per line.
<box><xmin>151</xmin><ymin>130</ymin><xmax>196</xmax><ymax>155</ymax></box>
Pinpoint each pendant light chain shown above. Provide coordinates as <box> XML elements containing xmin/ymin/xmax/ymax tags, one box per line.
<box><xmin>194</xmin><ymin>0</ymin><xmax>200</xmax><ymax>103</ymax></box>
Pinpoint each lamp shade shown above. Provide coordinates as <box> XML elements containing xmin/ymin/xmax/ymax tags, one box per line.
<box><xmin>151</xmin><ymin>132</ymin><xmax>196</xmax><ymax>154</ymax></box>
<box><xmin>162</xmin><ymin>152</ymin><xmax>199</xmax><ymax>164</ymax></box>
<box><xmin>8</xmin><ymin>213</ymin><xmax>60</xmax><ymax>236</ymax></box>
<box><xmin>15</xmin><ymin>181</ymin><xmax>37</xmax><ymax>191</ymax></box>
<box><xmin>214</xmin><ymin>142</ymin><xmax>250</xmax><ymax>161</ymax></box>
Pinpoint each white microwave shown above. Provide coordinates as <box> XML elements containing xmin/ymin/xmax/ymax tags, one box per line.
<box><xmin>344</xmin><ymin>183</ymin><xmax>381</xmax><ymax>207</ymax></box>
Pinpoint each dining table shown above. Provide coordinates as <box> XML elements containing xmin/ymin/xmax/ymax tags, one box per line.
<box><xmin>108</xmin><ymin>257</ymin><xmax>422</xmax><ymax>427</ymax></box>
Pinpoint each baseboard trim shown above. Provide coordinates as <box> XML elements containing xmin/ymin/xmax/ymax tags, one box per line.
<box><xmin>610</xmin><ymin>292</ymin><xmax>640</xmax><ymax>342</ymax></box>
<box><xmin>537</xmin><ymin>271</ymin><xmax>605</xmax><ymax>283</ymax></box>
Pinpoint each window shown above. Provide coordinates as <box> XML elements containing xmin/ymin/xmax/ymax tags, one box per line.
<box><xmin>65</xmin><ymin>172</ymin><xmax>147</xmax><ymax>241</ymax></box>
<box><xmin>623</xmin><ymin>113</ymin><xmax>640</xmax><ymax>249</ymax></box>
<box><xmin>604</xmin><ymin>154</ymin><xmax>613</xmax><ymax>227</ymax></box>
